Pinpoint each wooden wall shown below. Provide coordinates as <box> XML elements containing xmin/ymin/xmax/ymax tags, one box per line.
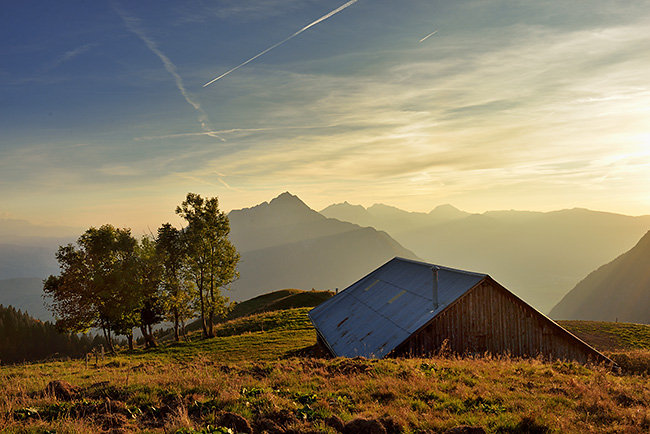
<box><xmin>392</xmin><ymin>277</ymin><xmax>610</xmax><ymax>364</ymax></box>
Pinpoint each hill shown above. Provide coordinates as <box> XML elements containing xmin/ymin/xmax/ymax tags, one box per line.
<box><xmin>227</xmin><ymin>192</ymin><xmax>419</xmax><ymax>302</ymax></box>
<box><xmin>321</xmin><ymin>202</ymin><xmax>650</xmax><ymax>313</ymax></box>
<box><xmin>3</xmin><ymin>307</ymin><xmax>650</xmax><ymax>433</ymax></box>
<box><xmin>228</xmin><ymin>288</ymin><xmax>334</xmax><ymax>320</ymax></box>
<box><xmin>559</xmin><ymin>320</ymin><xmax>650</xmax><ymax>352</ymax></box>
<box><xmin>550</xmin><ymin>231</ymin><xmax>650</xmax><ymax>323</ymax></box>
<box><xmin>166</xmin><ymin>288</ymin><xmax>333</xmax><ymax>339</ymax></box>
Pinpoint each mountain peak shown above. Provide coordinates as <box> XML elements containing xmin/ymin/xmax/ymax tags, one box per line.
<box><xmin>429</xmin><ymin>204</ymin><xmax>469</xmax><ymax>220</ymax></box>
<box><xmin>268</xmin><ymin>192</ymin><xmax>313</xmax><ymax>212</ymax></box>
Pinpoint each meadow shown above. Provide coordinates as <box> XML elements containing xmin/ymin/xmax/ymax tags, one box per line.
<box><xmin>2</xmin><ymin>307</ymin><xmax>650</xmax><ymax>434</ymax></box>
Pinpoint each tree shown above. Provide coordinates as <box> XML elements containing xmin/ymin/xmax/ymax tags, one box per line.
<box><xmin>134</xmin><ymin>235</ymin><xmax>165</xmax><ymax>348</ymax></box>
<box><xmin>156</xmin><ymin>223</ymin><xmax>194</xmax><ymax>341</ymax></box>
<box><xmin>44</xmin><ymin>224</ymin><xmax>139</xmax><ymax>353</ymax></box>
<box><xmin>176</xmin><ymin>193</ymin><xmax>240</xmax><ymax>338</ymax></box>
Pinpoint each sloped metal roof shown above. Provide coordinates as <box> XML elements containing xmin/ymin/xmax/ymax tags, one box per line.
<box><xmin>308</xmin><ymin>257</ymin><xmax>487</xmax><ymax>358</ymax></box>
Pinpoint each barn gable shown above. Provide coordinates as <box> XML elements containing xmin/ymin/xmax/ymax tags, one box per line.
<box><xmin>309</xmin><ymin>257</ymin><xmax>611</xmax><ymax>364</ymax></box>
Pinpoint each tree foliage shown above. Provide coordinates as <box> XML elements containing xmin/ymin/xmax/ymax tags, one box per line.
<box><xmin>43</xmin><ymin>193</ymin><xmax>240</xmax><ymax>351</ymax></box>
<box><xmin>0</xmin><ymin>304</ymin><xmax>98</xmax><ymax>365</ymax></box>
<box><xmin>176</xmin><ymin>193</ymin><xmax>240</xmax><ymax>338</ymax></box>
<box><xmin>43</xmin><ymin>225</ymin><xmax>141</xmax><ymax>352</ymax></box>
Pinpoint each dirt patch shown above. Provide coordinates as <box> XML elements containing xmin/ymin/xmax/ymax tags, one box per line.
<box><xmin>44</xmin><ymin>380</ymin><xmax>79</xmax><ymax>400</ymax></box>
<box><xmin>343</xmin><ymin>418</ymin><xmax>386</xmax><ymax>434</ymax></box>
<box><xmin>380</xmin><ymin>416</ymin><xmax>403</xmax><ymax>434</ymax></box>
<box><xmin>444</xmin><ymin>427</ymin><xmax>486</xmax><ymax>434</ymax></box>
<box><xmin>325</xmin><ymin>415</ymin><xmax>344</xmax><ymax>432</ymax></box>
<box><xmin>327</xmin><ymin>358</ymin><xmax>374</xmax><ymax>376</ymax></box>
<box><xmin>219</xmin><ymin>411</ymin><xmax>253</xmax><ymax>434</ymax></box>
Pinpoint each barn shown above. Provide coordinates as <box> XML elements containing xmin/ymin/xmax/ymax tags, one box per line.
<box><xmin>308</xmin><ymin>257</ymin><xmax>611</xmax><ymax>364</ymax></box>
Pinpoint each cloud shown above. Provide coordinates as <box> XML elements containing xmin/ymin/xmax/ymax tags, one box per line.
<box><xmin>113</xmin><ymin>3</ymin><xmax>223</xmax><ymax>141</ymax></box>
<box><xmin>203</xmin><ymin>0</ymin><xmax>358</xmax><ymax>86</ymax></box>
<box><xmin>179</xmin><ymin>11</ymin><xmax>650</xmax><ymax>213</ymax></box>
<box><xmin>45</xmin><ymin>44</ymin><xmax>95</xmax><ymax>71</ymax></box>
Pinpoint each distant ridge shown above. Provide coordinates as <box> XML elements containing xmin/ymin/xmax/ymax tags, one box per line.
<box><xmin>550</xmin><ymin>231</ymin><xmax>650</xmax><ymax>323</ymax></box>
<box><xmin>319</xmin><ymin>201</ymin><xmax>650</xmax><ymax>313</ymax></box>
<box><xmin>227</xmin><ymin>192</ymin><xmax>419</xmax><ymax>302</ymax></box>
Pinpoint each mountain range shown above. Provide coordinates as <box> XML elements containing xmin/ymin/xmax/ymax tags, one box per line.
<box><xmin>550</xmin><ymin>230</ymin><xmax>650</xmax><ymax>323</ymax></box>
<box><xmin>2</xmin><ymin>192</ymin><xmax>650</xmax><ymax>321</ymax></box>
<box><xmin>227</xmin><ymin>192</ymin><xmax>419</xmax><ymax>302</ymax></box>
<box><xmin>321</xmin><ymin>202</ymin><xmax>650</xmax><ymax>313</ymax></box>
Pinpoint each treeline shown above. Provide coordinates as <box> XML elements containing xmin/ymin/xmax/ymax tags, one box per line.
<box><xmin>43</xmin><ymin>193</ymin><xmax>240</xmax><ymax>352</ymax></box>
<box><xmin>0</xmin><ymin>304</ymin><xmax>103</xmax><ymax>365</ymax></box>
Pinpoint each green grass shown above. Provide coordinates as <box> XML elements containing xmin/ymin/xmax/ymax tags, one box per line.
<box><xmin>3</xmin><ymin>311</ymin><xmax>650</xmax><ymax>433</ymax></box>
<box><xmin>559</xmin><ymin>320</ymin><xmax>650</xmax><ymax>351</ymax></box>
<box><xmin>132</xmin><ymin>308</ymin><xmax>317</xmax><ymax>363</ymax></box>
<box><xmin>227</xmin><ymin>289</ymin><xmax>333</xmax><ymax>320</ymax></box>
<box><xmin>159</xmin><ymin>289</ymin><xmax>332</xmax><ymax>339</ymax></box>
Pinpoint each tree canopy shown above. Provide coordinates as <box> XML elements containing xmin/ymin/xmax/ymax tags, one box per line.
<box><xmin>43</xmin><ymin>193</ymin><xmax>240</xmax><ymax>350</ymax></box>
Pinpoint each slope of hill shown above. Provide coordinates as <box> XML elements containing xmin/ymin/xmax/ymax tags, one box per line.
<box><xmin>227</xmin><ymin>192</ymin><xmax>419</xmax><ymax>302</ymax></box>
<box><xmin>550</xmin><ymin>231</ymin><xmax>650</xmax><ymax>323</ymax></box>
<box><xmin>4</xmin><ymin>307</ymin><xmax>650</xmax><ymax>433</ymax></box>
<box><xmin>559</xmin><ymin>320</ymin><xmax>650</xmax><ymax>352</ymax></box>
<box><xmin>227</xmin><ymin>289</ymin><xmax>334</xmax><ymax>320</ymax></box>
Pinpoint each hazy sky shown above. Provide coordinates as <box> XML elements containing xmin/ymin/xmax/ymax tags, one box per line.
<box><xmin>2</xmin><ymin>0</ymin><xmax>650</xmax><ymax>233</ymax></box>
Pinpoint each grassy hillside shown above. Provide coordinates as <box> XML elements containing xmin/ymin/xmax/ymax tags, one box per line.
<box><xmin>144</xmin><ymin>308</ymin><xmax>318</xmax><ymax>364</ymax></box>
<box><xmin>227</xmin><ymin>289</ymin><xmax>334</xmax><ymax>320</ymax></box>
<box><xmin>161</xmin><ymin>289</ymin><xmax>332</xmax><ymax>340</ymax></box>
<box><xmin>560</xmin><ymin>320</ymin><xmax>650</xmax><ymax>352</ymax></box>
<box><xmin>3</xmin><ymin>309</ymin><xmax>650</xmax><ymax>433</ymax></box>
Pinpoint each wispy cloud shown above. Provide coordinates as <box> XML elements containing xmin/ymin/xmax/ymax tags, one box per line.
<box><xmin>113</xmin><ymin>3</ymin><xmax>224</xmax><ymax>141</ymax></box>
<box><xmin>45</xmin><ymin>43</ymin><xmax>95</xmax><ymax>71</ymax></box>
<box><xmin>135</xmin><ymin>124</ymin><xmax>341</xmax><ymax>141</ymax></box>
<box><xmin>203</xmin><ymin>0</ymin><xmax>358</xmax><ymax>87</ymax></box>
<box><xmin>183</xmin><ymin>13</ymin><xmax>650</xmax><ymax>212</ymax></box>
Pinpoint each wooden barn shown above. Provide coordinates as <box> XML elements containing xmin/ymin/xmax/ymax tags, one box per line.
<box><xmin>309</xmin><ymin>257</ymin><xmax>611</xmax><ymax>364</ymax></box>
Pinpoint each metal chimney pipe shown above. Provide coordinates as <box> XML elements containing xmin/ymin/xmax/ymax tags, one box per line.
<box><xmin>432</xmin><ymin>266</ymin><xmax>439</xmax><ymax>310</ymax></box>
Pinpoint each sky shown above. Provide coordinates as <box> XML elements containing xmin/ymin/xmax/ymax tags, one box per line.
<box><xmin>2</xmin><ymin>0</ymin><xmax>650</xmax><ymax>234</ymax></box>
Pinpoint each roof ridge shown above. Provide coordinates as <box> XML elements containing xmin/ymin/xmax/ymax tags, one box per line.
<box><xmin>392</xmin><ymin>256</ymin><xmax>488</xmax><ymax>278</ymax></box>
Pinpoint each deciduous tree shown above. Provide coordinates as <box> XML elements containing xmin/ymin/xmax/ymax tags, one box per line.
<box><xmin>176</xmin><ymin>193</ymin><xmax>240</xmax><ymax>338</ymax></box>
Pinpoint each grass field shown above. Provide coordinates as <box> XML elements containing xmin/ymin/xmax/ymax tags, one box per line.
<box><xmin>2</xmin><ymin>309</ymin><xmax>650</xmax><ymax>434</ymax></box>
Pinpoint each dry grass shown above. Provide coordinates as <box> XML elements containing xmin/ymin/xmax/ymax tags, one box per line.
<box><xmin>2</xmin><ymin>354</ymin><xmax>650</xmax><ymax>433</ymax></box>
<box><xmin>3</xmin><ymin>311</ymin><xmax>650</xmax><ymax>433</ymax></box>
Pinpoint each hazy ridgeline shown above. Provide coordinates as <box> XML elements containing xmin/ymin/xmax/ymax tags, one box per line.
<box><xmin>1</xmin><ymin>192</ymin><xmax>650</xmax><ymax>325</ymax></box>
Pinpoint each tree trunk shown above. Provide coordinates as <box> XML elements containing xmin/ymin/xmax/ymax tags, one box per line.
<box><xmin>198</xmin><ymin>270</ymin><xmax>208</xmax><ymax>338</ymax></box>
<box><xmin>127</xmin><ymin>332</ymin><xmax>134</xmax><ymax>351</ymax></box>
<box><xmin>140</xmin><ymin>325</ymin><xmax>157</xmax><ymax>348</ymax></box>
<box><xmin>208</xmin><ymin>276</ymin><xmax>215</xmax><ymax>338</ymax></box>
<box><xmin>105</xmin><ymin>326</ymin><xmax>115</xmax><ymax>354</ymax></box>
<box><xmin>173</xmin><ymin>307</ymin><xmax>180</xmax><ymax>342</ymax></box>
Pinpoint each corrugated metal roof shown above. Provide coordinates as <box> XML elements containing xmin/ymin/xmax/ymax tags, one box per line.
<box><xmin>308</xmin><ymin>257</ymin><xmax>487</xmax><ymax>358</ymax></box>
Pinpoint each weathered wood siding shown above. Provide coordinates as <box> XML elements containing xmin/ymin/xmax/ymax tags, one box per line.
<box><xmin>392</xmin><ymin>277</ymin><xmax>608</xmax><ymax>364</ymax></box>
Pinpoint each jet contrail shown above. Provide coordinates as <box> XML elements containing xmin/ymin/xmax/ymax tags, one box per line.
<box><xmin>203</xmin><ymin>0</ymin><xmax>359</xmax><ymax>87</ymax></box>
<box><xmin>419</xmin><ymin>29</ymin><xmax>440</xmax><ymax>43</ymax></box>
<box><xmin>114</xmin><ymin>3</ymin><xmax>224</xmax><ymax>141</ymax></box>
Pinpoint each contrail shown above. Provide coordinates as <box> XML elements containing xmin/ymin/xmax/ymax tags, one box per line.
<box><xmin>203</xmin><ymin>0</ymin><xmax>358</xmax><ymax>87</ymax></box>
<box><xmin>46</xmin><ymin>44</ymin><xmax>95</xmax><ymax>71</ymax></box>
<box><xmin>419</xmin><ymin>29</ymin><xmax>439</xmax><ymax>43</ymax></box>
<box><xmin>113</xmin><ymin>3</ymin><xmax>224</xmax><ymax>140</ymax></box>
